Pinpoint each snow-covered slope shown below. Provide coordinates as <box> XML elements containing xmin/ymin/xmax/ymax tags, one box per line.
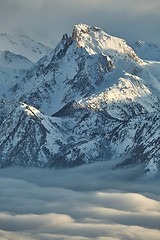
<box><xmin>0</xmin><ymin>24</ymin><xmax>159</xmax><ymax>176</ymax></box>
<box><xmin>0</xmin><ymin>50</ymin><xmax>33</xmax><ymax>99</ymax></box>
<box><xmin>8</xmin><ymin>25</ymin><xmax>160</xmax><ymax>118</ymax></box>
<box><xmin>52</xmin><ymin>102</ymin><xmax>160</xmax><ymax>174</ymax></box>
<box><xmin>72</xmin><ymin>24</ymin><xmax>141</xmax><ymax>67</ymax></box>
<box><xmin>10</xmin><ymin>37</ymin><xmax>114</xmax><ymax>115</ymax></box>
<box><xmin>0</xmin><ymin>33</ymin><xmax>51</xmax><ymax>62</ymax></box>
<box><xmin>0</xmin><ymin>103</ymin><xmax>65</xmax><ymax>167</ymax></box>
<box><xmin>132</xmin><ymin>41</ymin><xmax>160</xmax><ymax>61</ymax></box>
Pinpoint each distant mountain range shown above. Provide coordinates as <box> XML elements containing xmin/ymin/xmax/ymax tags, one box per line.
<box><xmin>132</xmin><ymin>40</ymin><xmax>160</xmax><ymax>61</ymax></box>
<box><xmin>0</xmin><ymin>24</ymin><xmax>159</xmax><ymax>176</ymax></box>
<box><xmin>0</xmin><ymin>33</ymin><xmax>51</xmax><ymax>62</ymax></box>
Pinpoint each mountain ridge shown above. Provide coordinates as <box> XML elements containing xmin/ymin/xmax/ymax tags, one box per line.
<box><xmin>0</xmin><ymin>24</ymin><xmax>159</xmax><ymax>176</ymax></box>
<box><xmin>0</xmin><ymin>32</ymin><xmax>52</xmax><ymax>62</ymax></box>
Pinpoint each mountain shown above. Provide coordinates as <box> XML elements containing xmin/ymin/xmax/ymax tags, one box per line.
<box><xmin>0</xmin><ymin>24</ymin><xmax>159</xmax><ymax>176</ymax></box>
<box><xmin>0</xmin><ymin>50</ymin><xmax>34</xmax><ymax>124</ymax></box>
<box><xmin>0</xmin><ymin>50</ymin><xmax>33</xmax><ymax>97</ymax></box>
<box><xmin>0</xmin><ymin>103</ymin><xmax>65</xmax><ymax>167</ymax></box>
<box><xmin>0</xmin><ymin>32</ymin><xmax>52</xmax><ymax>122</ymax></box>
<box><xmin>132</xmin><ymin>40</ymin><xmax>160</xmax><ymax>61</ymax></box>
<box><xmin>0</xmin><ymin>33</ymin><xmax>52</xmax><ymax>62</ymax></box>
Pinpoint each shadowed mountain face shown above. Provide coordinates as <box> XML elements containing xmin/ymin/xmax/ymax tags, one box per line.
<box><xmin>0</xmin><ymin>24</ymin><xmax>160</xmax><ymax>176</ymax></box>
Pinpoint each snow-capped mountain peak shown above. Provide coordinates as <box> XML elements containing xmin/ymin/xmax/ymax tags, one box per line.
<box><xmin>71</xmin><ymin>24</ymin><xmax>141</xmax><ymax>65</ymax></box>
<box><xmin>0</xmin><ymin>24</ymin><xmax>159</xmax><ymax>176</ymax></box>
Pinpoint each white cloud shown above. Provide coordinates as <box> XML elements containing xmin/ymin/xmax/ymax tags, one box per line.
<box><xmin>0</xmin><ymin>163</ymin><xmax>160</xmax><ymax>239</ymax></box>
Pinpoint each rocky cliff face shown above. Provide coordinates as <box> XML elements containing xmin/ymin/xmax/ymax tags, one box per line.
<box><xmin>0</xmin><ymin>24</ymin><xmax>159</xmax><ymax>176</ymax></box>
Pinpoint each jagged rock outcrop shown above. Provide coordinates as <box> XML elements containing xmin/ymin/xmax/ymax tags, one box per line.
<box><xmin>0</xmin><ymin>24</ymin><xmax>159</xmax><ymax>176</ymax></box>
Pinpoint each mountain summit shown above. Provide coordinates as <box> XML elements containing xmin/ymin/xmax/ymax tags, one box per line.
<box><xmin>72</xmin><ymin>24</ymin><xmax>140</xmax><ymax>62</ymax></box>
<box><xmin>0</xmin><ymin>24</ymin><xmax>159</xmax><ymax>176</ymax></box>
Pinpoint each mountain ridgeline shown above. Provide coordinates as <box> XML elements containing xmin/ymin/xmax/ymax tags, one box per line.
<box><xmin>0</xmin><ymin>24</ymin><xmax>160</xmax><ymax>176</ymax></box>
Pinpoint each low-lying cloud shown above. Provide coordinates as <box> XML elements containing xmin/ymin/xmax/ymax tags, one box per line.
<box><xmin>0</xmin><ymin>162</ymin><xmax>160</xmax><ymax>239</ymax></box>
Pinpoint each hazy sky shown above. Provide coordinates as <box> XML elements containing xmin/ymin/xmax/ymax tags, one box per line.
<box><xmin>0</xmin><ymin>0</ymin><xmax>160</xmax><ymax>46</ymax></box>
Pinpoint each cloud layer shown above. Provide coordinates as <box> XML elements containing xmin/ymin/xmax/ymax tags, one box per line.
<box><xmin>0</xmin><ymin>0</ymin><xmax>160</xmax><ymax>46</ymax></box>
<box><xmin>0</xmin><ymin>162</ymin><xmax>160</xmax><ymax>240</ymax></box>
<box><xmin>0</xmin><ymin>1</ymin><xmax>160</xmax><ymax>238</ymax></box>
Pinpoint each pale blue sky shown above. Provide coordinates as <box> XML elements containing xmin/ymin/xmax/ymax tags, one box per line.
<box><xmin>0</xmin><ymin>0</ymin><xmax>159</xmax><ymax>46</ymax></box>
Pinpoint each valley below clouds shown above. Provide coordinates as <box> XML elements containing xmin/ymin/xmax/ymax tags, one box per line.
<box><xmin>0</xmin><ymin>162</ymin><xmax>160</xmax><ymax>240</ymax></box>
